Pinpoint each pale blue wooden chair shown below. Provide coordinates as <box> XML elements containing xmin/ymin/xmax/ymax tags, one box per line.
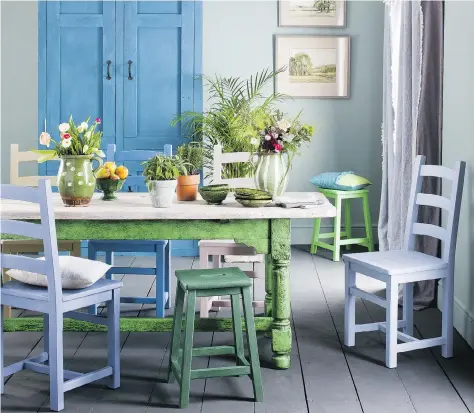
<box><xmin>88</xmin><ymin>144</ymin><xmax>172</xmax><ymax>317</ymax></box>
<box><xmin>343</xmin><ymin>156</ymin><xmax>466</xmax><ymax>368</ymax></box>
<box><xmin>0</xmin><ymin>180</ymin><xmax>122</xmax><ymax>411</ymax></box>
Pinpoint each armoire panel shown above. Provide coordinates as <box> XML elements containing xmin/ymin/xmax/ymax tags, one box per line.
<box><xmin>137</xmin><ymin>1</ymin><xmax>181</xmax><ymax>15</ymax></box>
<box><xmin>59</xmin><ymin>27</ymin><xmax>104</xmax><ymax>125</ymax></box>
<box><xmin>60</xmin><ymin>1</ymin><xmax>103</xmax><ymax>14</ymax></box>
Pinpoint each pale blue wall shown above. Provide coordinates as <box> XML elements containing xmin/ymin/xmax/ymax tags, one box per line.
<box><xmin>203</xmin><ymin>1</ymin><xmax>384</xmax><ymax>243</ymax></box>
<box><xmin>442</xmin><ymin>1</ymin><xmax>474</xmax><ymax>347</ymax></box>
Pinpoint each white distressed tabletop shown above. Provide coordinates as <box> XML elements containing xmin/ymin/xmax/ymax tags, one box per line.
<box><xmin>0</xmin><ymin>192</ymin><xmax>336</xmax><ymax>220</ymax></box>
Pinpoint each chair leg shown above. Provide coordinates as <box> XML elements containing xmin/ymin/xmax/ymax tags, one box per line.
<box><xmin>165</xmin><ymin>241</ymin><xmax>171</xmax><ymax>309</ymax></box>
<box><xmin>44</xmin><ymin>314</ymin><xmax>50</xmax><ymax>361</ymax></box>
<box><xmin>155</xmin><ymin>244</ymin><xmax>165</xmax><ymax>318</ymax></box>
<box><xmin>179</xmin><ymin>290</ymin><xmax>196</xmax><ymax>409</ymax></box>
<box><xmin>1</xmin><ymin>306</ymin><xmax>4</xmax><ymax>395</ymax></box>
<box><xmin>2</xmin><ymin>269</ymin><xmax>12</xmax><ymax>319</ymax></box>
<box><xmin>333</xmin><ymin>195</ymin><xmax>342</xmax><ymax>261</ymax></box>
<box><xmin>88</xmin><ymin>244</ymin><xmax>99</xmax><ymax>315</ymax></box>
<box><xmin>49</xmin><ymin>314</ymin><xmax>64</xmax><ymax>411</ymax></box>
<box><xmin>242</xmin><ymin>286</ymin><xmax>263</xmax><ymax>402</ymax></box>
<box><xmin>402</xmin><ymin>283</ymin><xmax>414</xmax><ymax>336</ymax></box>
<box><xmin>105</xmin><ymin>251</ymin><xmax>114</xmax><ymax>280</ymax></box>
<box><xmin>344</xmin><ymin>264</ymin><xmax>356</xmax><ymax>347</ymax></box>
<box><xmin>168</xmin><ymin>283</ymin><xmax>186</xmax><ymax>383</ymax></box>
<box><xmin>441</xmin><ymin>273</ymin><xmax>454</xmax><ymax>358</ymax></box>
<box><xmin>107</xmin><ymin>288</ymin><xmax>121</xmax><ymax>389</ymax></box>
<box><xmin>362</xmin><ymin>193</ymin><xmax>374</xmax><ymax>252</ymax></box>
<box><xmin>386</xmin><ymin>280</ymin><xmax>399</xmax><ymax>368</ymax></box>
<box><xmin>230</xmin><ymin>294</ymin><xmax>245</xmax><ymax>364</ymax></box>
<box><xmin>198</xmin><ymin>250</ymin><xmax>212</xmax><ymax>318</ymax></box>
<box><xmin>344</xmin><ymin>199</ymin><xmax>352</xmax><ymax>251</ymax></box>
<box><xmin>310</xmin><ymin>218</ymin><xmax>321</xmax><ymax>254</ymax></box>
<box><xmin>210</xmin><ymin>255</ymin><xmax>222</xmax><ymax>312</ymax></box>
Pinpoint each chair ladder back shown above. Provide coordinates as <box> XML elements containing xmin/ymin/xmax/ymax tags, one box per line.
<box><xmin>106</xmin><ymin>144</ymin><xmax>173</xmax><ymax>192</ymax></box>
<box><xmin>404</xmin><ymin>155</ymin><xmax>466</xmax><ymax>264</ymax></box>
<box><xmin>404</xmin><ymin>155</ymin><xmax>425</xmax><ymax>251</ymax></box>
<box><xmin>0</xmin><ymin>180</ymin><xmax>62</xmax><ymax>305</ymax></box>
<box><xmin>212</xmin><ymin>144</ymin><xmax>255</xmax><ymax>188</ymax></box>
<box><xmin>10</xmin><ymin>144</ymin><xmax>57</xmax><ymax>187</ymax></box>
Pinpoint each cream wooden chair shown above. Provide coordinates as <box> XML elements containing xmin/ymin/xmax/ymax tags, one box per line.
<box><xmin>1</xmin><ymin>144</ymin><xmax>81</xmax><ymax>318</ymax></box>
<box><xmin>198</xmin><ymin>144</ymin><xmax>264</xmax><ymax>317</ymax></box>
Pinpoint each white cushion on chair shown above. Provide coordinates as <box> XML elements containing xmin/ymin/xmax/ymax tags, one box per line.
<box><xmin>6</xmin><ymin>256</ymin><xmax>111</xmax><ymax>289</ymax></box>
<box><xmin>343</xmin><ymin>250</ymin><xmax>447</xmax><ymax>275</ymax></box>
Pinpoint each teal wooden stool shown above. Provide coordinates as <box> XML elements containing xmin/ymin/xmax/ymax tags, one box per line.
<box><xmin>310</xmin><ymin>188</ymin><xmax>374</xmax><ymax>261</ymax></box>
<box><xmin>168</xmin><ymin>267</ymin><xmax>264</xmax><ymax>408</ymax></box>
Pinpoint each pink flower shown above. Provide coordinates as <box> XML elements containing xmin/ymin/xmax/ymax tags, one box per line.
<box><xmin>39</xmin><ymin>132</ymin><xmax>51</xmax><ymax>147</ymax></box>
<box><xmin>265</xmin><ymin>134</ymin><xmax>271</xmax><ymax>141</ymax></box>
<box><xmin>62</xmin><ymin>133</ymin><xmax>71</xmax><ymax>139</ymax></box>
<box><xmin>95</xmin><ymin>117</ymin><xmax>101</xmax><ymax>124</ymax></box>
<box><xmin>274</xmin><ymin>143</ymin><xmax>282</xmax><ymax>152</ymax></box>
<box><xmin>272</xmin><ymin>132</ymin><xmax>279</xmax><ymax>140</ymax></box>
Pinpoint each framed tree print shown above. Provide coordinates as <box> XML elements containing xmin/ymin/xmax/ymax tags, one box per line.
<box><xmin>275</xmin><ymin>35</ymin><xmax>350</xmax><ymax>98</ymax></box>
<box><xmin>279</xmin><ymin>0</ymin><xmax>346</xmax><ymax>27</ymax></box>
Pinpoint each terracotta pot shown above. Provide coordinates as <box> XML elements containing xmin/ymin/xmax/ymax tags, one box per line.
<box><xmin>176</xmin><ymin>174</ymin><xmax>200</xmax><ymax>201</ymax></box>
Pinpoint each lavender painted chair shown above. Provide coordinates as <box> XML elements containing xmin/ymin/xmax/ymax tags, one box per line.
<box><xmin>0</xmin><ymin>180</ymin><xmax>122</xmax><ymax>411</ymax></box>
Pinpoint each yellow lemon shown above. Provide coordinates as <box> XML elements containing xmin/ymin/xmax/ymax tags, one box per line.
<box><xmin>96</xmin><ymin>167</ymin><xmax>111</xmax><ymax>179</ymax></box>
<box><xmin>104</xmin><ymin>161</ymin><xmax>117</xmax><ymax>174</ymax></box>
<box><xmin>116</xmin><ymin>165</ymin><xmax>129</xmax><ymax>180</ymax></box>
<box><xmin>109</xmin><ymin>173</ymin><xmax>120</xmax><ymax>181</ymax></box>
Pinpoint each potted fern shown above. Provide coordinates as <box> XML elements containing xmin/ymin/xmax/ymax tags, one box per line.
<box><xmin>176</xmin><ymin>142</ymin><xmax>203</xmax><ymax>201</ymax></box>
<box><xmin>142</xmin><ymin>154</ymin><xmax>187</xmax><ymax>208</ymax></box>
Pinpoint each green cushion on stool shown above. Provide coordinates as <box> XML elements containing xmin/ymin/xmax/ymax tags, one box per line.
<box><xmin>176</xmin><ymin>267</ymin><xmax>252</xmax><ymax>290</ymax></box>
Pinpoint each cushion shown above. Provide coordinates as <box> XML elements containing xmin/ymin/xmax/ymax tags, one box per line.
<box><xmin>310</xmin><ymin>172</ymin><xmax>371</xmax><ymax>191</ymax></box>
<box><xmin>6</xmin><ymin>256</ymin><xmax>111</xmax><ymax>289</ymax></box>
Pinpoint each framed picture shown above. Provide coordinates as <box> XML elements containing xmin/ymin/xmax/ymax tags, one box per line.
<box><xmin>279</xmin><ymin>0</ymin><xmax>346</xmax><ymax>27</ymax></box>
<box><xmin>275</xmin><ymin>35</ymin><xmax>350</xmax><ymax>98</ymax></box>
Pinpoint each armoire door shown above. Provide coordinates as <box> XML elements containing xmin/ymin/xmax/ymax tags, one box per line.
<box><xmin>120</xmin><ymin>1</ymin><xmax>196</xmax><ymax>151</ymax></box>
<box><xmin>42</xmin><ymin>1</ymin><xmax>116</xmax><ymax>177</ymax></box>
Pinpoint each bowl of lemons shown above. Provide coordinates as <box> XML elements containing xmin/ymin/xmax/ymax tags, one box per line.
<box><xmin>96</xmin><ymin>162</ymin><xmax>129</xmax><ymax>200</ymax></box>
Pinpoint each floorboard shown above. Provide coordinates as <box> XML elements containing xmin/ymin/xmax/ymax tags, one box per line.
<box><xmin>3</xmin><ymin>249</ymin><xmax>474</xmax><ymax>412</ymax></box>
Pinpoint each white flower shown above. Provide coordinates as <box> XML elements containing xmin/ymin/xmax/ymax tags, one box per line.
<box><xmin>58</xmin><ymin>123</ymin><xmax>70</xmax><ymax>133</ymax></box>
<box><xmin>77</xmin><ymin>122</ymin><xmax>88</xmax><ymax>133</ymax></box>
<box><xmin>77</xmin><ymin>172</ymin><xmax>83</xmax><ymax>176</ymax></box>
<box><xmin>250</xmin><ymin>137</ymin><xmax>259</xmax><ymax>146</ymax></box>
<box><xmin>61</xmin><ymin>139</ymin><xmax>72</xmax><ymax>148</ymax></box>
<box><xmin>70</xmin><ymin>167</ymin><xmax>75</xmax><ymax>171</ymax></box>
<box><xmin>83</xmin><ymin>145</ymin><xmax>89</xmax><ymax>154</ymax></box>
<box><xmin>39</xmin><ymin>132</ymin><xmax>51</xmax><ymax>147</ymax></box>
<box><xmin>277</xmin><ymin>119</ymin><xmax>291</xmax><ymax>131</ymax></box>
<box><xmin>85</xmin><ymin>131</ymin><xmax>92</xmax><ymax>140</ymax></box>
<box><xmin>61</xmin><ymin>172</ymin><xmax>66</xmax><ymax>176</ymax></box>
<box><xmin>265</xmin><ymin>134</ymin><xmax>271</xmax><ymax>141</ymax></box>
<box><xmin>78</xmin><ymin>181</ymin><xmax>84</xmax><ymax>186</ymax></box>
<box><xmin>96</xmin><ymin>149</ymin><xmax>105</xmax><ymax>157</ymax></box>
<box><xmin>67</xmin><ymin>182</ymin><xmax>72</xmax><ymax>187</ymax></box>
<box><xmin>283</xmin><ymin>134</ymin><xmax>295</xmax><ymax>143</ymax></box>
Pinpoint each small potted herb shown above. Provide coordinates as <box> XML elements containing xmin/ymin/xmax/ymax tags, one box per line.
<box><xmin>176</xmin><ymin>142</ymin><xmax>203</xmax><ymax>201</ymax></box>
<box><xmin>142</xmin><ymin>154</ymin><xmax>187</xmax><ymax>208</ymax></box>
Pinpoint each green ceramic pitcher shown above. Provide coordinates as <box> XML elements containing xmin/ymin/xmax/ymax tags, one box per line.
<box><xmin>58</xmin><ymin>155</ymin><xmax>103</xmax><ymax>207</ymax></box>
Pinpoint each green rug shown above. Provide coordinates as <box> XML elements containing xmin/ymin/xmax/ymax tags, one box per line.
<box><xmin>3</xmin><ymin>317</ymin><xmax>273</xmax><ymax>333</ymax></box>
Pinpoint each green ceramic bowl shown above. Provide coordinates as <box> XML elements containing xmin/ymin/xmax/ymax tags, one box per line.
<box><xmin>234</xmin><ymin>188</ymin><xmax>273</xmax><ymax>200</ymax></box>
<box><xmin>235</xmin><ymin>197</ymin><xmax>272</xmax><ymax>208</ymax></box>
<box><xmin>199</xmin><ymin>185</ymin><xmax>229</xmax><ymax>205</ymax></box>
<box><xmin>96</xmin><ymin>178</ymin><xmax>126</xmax><ymax>201</ymax></box>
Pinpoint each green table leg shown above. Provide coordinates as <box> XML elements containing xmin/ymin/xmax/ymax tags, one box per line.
<box><xmin>362</xmin><ymin>192</ymin><xmax>375</xmax><ymax>252</ymax></box>
<box><xmin>264</xmin><ymin>254</ymin><xmax>273</xmax><ymax>317</ymax></box>
<box><xmin>345</xmin><ymin>199</ymin><xmax>352</xmax><ymax>251</ymax></box>
<box><xmin>271</xmin><ymin>219</ymin><xmax>291</xmax><ymax>369</ymax></box>
<box><xmin>333</xmin><ymin>195</ymin><xmax>342</xmax><ymax>261</ymax></box>
<box><xmin>310</xmin><ymin>218</ymin><xmax>321</xmax><ymax>254</ymax></box>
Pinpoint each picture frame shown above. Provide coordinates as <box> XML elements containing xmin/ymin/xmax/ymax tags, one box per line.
<box><xmin>279</xmin><ymin>0</ymin><xmax>346</xmax><ymax>28</ymax></box>
<box><xmin>275</xmin><ymin>35</ymin><xmax>350</xmax><ymax>99</ymax></box>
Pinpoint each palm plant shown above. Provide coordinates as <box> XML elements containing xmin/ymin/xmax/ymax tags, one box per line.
<box><xmin>176</xmin><ymin>142</ymin><xmax>204</xmax><ymax>176</ymax></box>
<box><xmin>172</xmin><ymin>67</ymin><xmax>287</xmax><ymax>179</ymax></box>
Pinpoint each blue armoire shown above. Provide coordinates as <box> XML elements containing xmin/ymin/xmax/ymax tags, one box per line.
<box><xmin>38</xmin><ymin>1</ymin><xmax>202</xmax><ymax>256</ymax></box>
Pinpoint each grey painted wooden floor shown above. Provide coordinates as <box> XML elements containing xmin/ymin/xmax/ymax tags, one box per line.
<box><xmin>2</xmin><ymin>246</ymin><xmax>474</xmax><ymax>412</ymax></box>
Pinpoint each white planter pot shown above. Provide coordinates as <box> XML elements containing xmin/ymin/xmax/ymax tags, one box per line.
<box><xmin>147</xmin><ymin>180</ymin><xmax>177</xmax><ymax>208</ymax></box>
<box><xmin>254</xmin><ymin>153</ymin><xmax>289</xmax><ymax>197</ymax></box>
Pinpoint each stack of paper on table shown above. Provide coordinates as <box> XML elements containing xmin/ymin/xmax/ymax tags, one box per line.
<box><xmin>273</xmin><ymin>193</ymin><xmax>325</xmax><ymax>209</ymax></box>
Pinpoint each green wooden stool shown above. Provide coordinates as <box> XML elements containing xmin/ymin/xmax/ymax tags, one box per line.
<box><xmin>310</xmin><ymin>188</ymin><xmax>374</xmax><ymax>261</ymax></box>
<box><xmin>168</xmin><ymin>267</ymin><xmax>264</xmax><ymax>408</ymax></box>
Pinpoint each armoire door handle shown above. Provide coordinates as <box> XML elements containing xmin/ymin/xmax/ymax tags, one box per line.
<box><xmin>128</xmin><ymin>60</ymin><xmax>133</xmax><ymax>80</ymax></box>
<box><xmin>106</xmin><ymin>60</ymin><xmax>112</xmax><ymax>80</ymax></box>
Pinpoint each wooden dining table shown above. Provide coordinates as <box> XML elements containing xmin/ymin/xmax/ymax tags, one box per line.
<box><xmin>1</xmin><ymin>192</ymin><xmax>335</xmax><ymax>369</ymax></box>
